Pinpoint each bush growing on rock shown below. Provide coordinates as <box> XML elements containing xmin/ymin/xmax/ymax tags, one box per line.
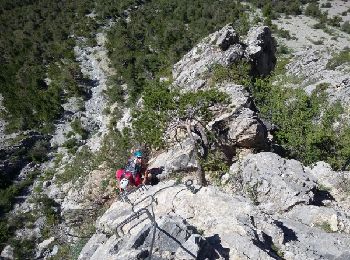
<box><xmin>132</xmin><ymin>81</ymin><xmax>230</xmax><ymax>149</ymax></box>
<box><xmin>250</xmin><ymin>68</ymin><xmax>350</xmax><ymax>170</ymax></box>
<box><xmin>341</xmin><ymin>21</ymin><xmax>350</xmax><ymax>34</ymax></box>
<box><xmin>326</xmin><ymin>50</ymin><xmax>350</xmax><ymax>70</ymax></box>
<box><xmin>305</xmin><ymin>3</ymin><xmax>322</xmax><ymax>18</ymax></box>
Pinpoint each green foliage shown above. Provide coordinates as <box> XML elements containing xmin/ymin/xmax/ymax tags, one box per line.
<box><xmin>341</xmin><ymin>21</ymin><xmax>350</xmax><ymax>34</ymax></box>
<box><xmin>103</xmin><ymin>83</ymin><xmax>125</xmax><ymax>105</ymax></box>
<box><xmin>56</xmin><ymin>146</ymin><xmax>98</xmax><ymax>185</ymax></box>
<box><xmin>71</xmin><ymin>119</ymin><xmax>88</xmax><ymax>140</ymax></box>
<box><xmin>201</xmin><ymin>150</ymin><xmax>230</xmax><ymax>184</ymax></box>
<box><xmin>326</xmin><ymin>50</ymin><xmax>350</xmax><ymax>70</ymax></box>
<box><xmin>316</xmin><ymin>221</ymin><xmax>334</xmax><ymax>233</ymax></box>
<box><xmin>36</xmin><ymin>195</ymin><xmax>60</xmax><ymax>226</ymax></box>
<box><xmin>63</xmin><ymin>138</ymin><xmax>79</xmax><ymax>154</ymax></box>
<box><xmin>9</xmin><ymin>238</ymin><xmax>36</xmax><ymax>259</ymax></box>
<box><xmin>96</xmin><ymin>128</ymin><xmax>131</xmax><ymax>170</ymax></box>
<box><xmin>105</xmin><ymin>0</ymin><xmax>247</xmax><ymax>102</ymax></box>
<box><xmin>277</xmin><ymin>44</ymin><xmax>291</xmax><ymax>55</ymax></box>
<box><xmin>0</xmin><ymin>220</ymin><xmax>10</xmax><ymax>248</ymax></box>
<box><xmin>210</xmin><ymin>60</ymin><xmax>252</xmax><ymax>86</ymax></box>
<box><xmin>29</xmin><ymin>140</ymin><xmax>49</xmax><ymax>163</ymax></box>
<box><xmin>0</xmin><ymin>0</ymin><xmax>96</xmax><ymax>133</ymax></box>
<box><xmin>50</xmin><ymin>238</ymin><xmax>89</xmax><ymax>260</ymax></box>
<box><xmin>250</xmin><ymin>69</ymin><xmax>350</xmax><ymax>170</ymax></box>
<box><xmin>321</xmin><ymin>2</ymin><xmax>332</xmax><ymax>8</ymax></box>
<box><xmin>328</xmin><ymin>15</ymin><xmax>342</xmax><ymax>27</ymax></box>
<box><xmin>132</xmin><ymin>81</ymin><xmax>229</xmax><ymax>149</ymax></box>
<box><xmin>275</xmin><ymin>28</ymin><xmax>292</xmax><ymax>40</ymax></box>
<box><xmin>305</xmin><ymin>3</ymin><xmax>322</xmax><ymax>18</ymax></box>
<box><xmin>0</xmin><ymin>170</ymin><xmax>39</xmax><ymax>215</ymax></box>
<box><xmin>271</xmin><ymin>243</ymin><xmax>285</xmax><ymax>258</ymax></box>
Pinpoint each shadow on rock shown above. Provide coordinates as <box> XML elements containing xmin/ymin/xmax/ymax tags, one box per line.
<box><xmin>203</xmin><ymin>234</ymin><xmax>230</xmax><ymax>260</ymax></box>
<box><xmin>312</xmin><ymin>188</ymin><xmax>335</xmax><ymax>206</ymax></box>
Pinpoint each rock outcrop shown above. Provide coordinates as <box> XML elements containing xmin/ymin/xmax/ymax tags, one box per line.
<box><xmin>80</xmin><ymin>150</ymin><xmax>350</xmax><ymax>260</ymax></box>
<box><xmin>230</xmin><ymin>152</ymin><xmax>317</xmax><ymax>213</ymax></box>
<box><xmin>156</xmin><ymin>25</ymin><xmax>275</xmax><ymax>176</ymax></box>
<box><xmin>172</xmin><ymin>24</ymin><xmax>276</xmax><ymax>91</ymax></box>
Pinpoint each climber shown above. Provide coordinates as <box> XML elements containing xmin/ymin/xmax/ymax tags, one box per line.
<box><xmin>115</xmin><ymin>169</ymin><xmax>135</xmax><ymax>192</ymax></box>
<box><xmin>115</xmin><ymin>150</ymin><xmax>147</xmax><ymax>191</ymax></box>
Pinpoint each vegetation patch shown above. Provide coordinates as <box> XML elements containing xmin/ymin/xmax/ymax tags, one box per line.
<box><xmin>250</xmin><ymin>73</ymin><xmax>350</xmax><ymax>170</ymax></box>
<box><xmin>315</xmin><ymin>221</ymin><xmax>335</xmax><ymax>233</ymax></box>
<box><xmin>132</xmin><ymin>81</ymin><xmax>230</xmax><ymax>150</ymax></box>
<box><xmin>326</xmin><ymin>50</ymin><xmax>350</xmax><ymax>70</ymax></box>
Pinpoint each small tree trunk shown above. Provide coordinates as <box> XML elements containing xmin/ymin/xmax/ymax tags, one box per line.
<box><xmin>186</xmin><ymin>120</ymin><xmax>207</xmax><ymax>186</ymax></box>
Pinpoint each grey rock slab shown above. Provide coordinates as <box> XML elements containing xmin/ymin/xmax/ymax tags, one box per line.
<box><xmin>36</xmin><ymin>236</ymin><xmax>55</xmax><ymax>259</ymax></box>
<box><xmin>172</xmin><ymin>24</ymin><xmax>245</xmax><ymax>90</ymax></box>
<box><xmin>0</xmin><ymin>245</ymin><xmax>14</xmax><ymax>260</ymax></box>
<box><xmin>278</xmin><ymin>218</ymin><xmax>350</xmax><ymax>260</ymax></box>
<box><xmin>147</xmin><ymin>138</ymin><xmax>198</xmax><ymax>177</ymax></box>
<box><xmin>285</xmin><ymin>205</ymin><xmax>350</xmax><ymax>234</ymax></box>
<box><xmin>232</xmin><ymin>152</ymin><xmax>317</xmax><ymax>213</ymax></box>
<box><xmin>307</xmin><ymin>161</ymin><xmax>350</xmax><ymax>209</ymax></box>
<box><xmin>244</xmin><ymin>26</ymin><xmax>277</xmax><ymax>76</ymax></box>
<box><xmin>78</xmin><ymin>233</ymin><xmax>108</xmax><ymax>260</ymax></box>
<box><xmin>210</xmin><ymin>107</ymin><xmax>268</xmax><ymax>149</ymax></box>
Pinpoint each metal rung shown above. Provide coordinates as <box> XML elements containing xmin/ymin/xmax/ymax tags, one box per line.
<box><xmin>116</xmin><ymin>208</ymin><xmax>155</xmax><ymax>238</ymax></box>
<box><xmin>132</xmin><ymin>195</ymin><xmax>157</xmax><ymax>213</ymax></box>
<box><xmin>120</xmin><ymin>184</ymin><xmax>148</xmax><ymax>204</ymax></box>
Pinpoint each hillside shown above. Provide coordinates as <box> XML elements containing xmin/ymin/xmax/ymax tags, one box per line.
<box><xmin>1</xmin><ymin>0</ymin><xmax>350</xmax><ymax>259</ymax></box>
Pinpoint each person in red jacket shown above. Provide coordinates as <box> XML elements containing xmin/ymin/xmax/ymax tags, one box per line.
<box><xmin>116</xmin><ymin>150</ymin><xmax>147</xmax><ymax>191</ymax></box>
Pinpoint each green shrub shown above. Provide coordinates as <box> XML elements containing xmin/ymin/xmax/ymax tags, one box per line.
<box><xmin>328</xmin><ymin>15</ymin><xmax>342</xmax><ymax>27</ymax></box>
<box><xmin>10</xmin><ymin>238</ymin><xmax>36</xmax><ymax>259</ymax></box>
<box><xmin>321</xmin><ymin>2</ymin><xmax>332</xmax><ymax>8</ymax></box>
<box><xmin>29</xmin><ymin>140</ymin><xmax>49</xmax><ymax>163</ymax></box>
<box><xmin>105</xmin><ymin>0</ymin><xmax>248</xmax><ymax>103</ymax></box>
<box><xmin>71</xmin><ymin>119</ymin><xmax>88</xmax><ymax>140</ymax></box>
<box><xmin>326</xmin><ymin>50</ymin><xmax>350</xmax><ymax>70</ymax></box>
<box><xmin>96</xmin><ymin>128</ymin><xmax>131</xmax><ymax>170</ymax></box>
<box><xmin>316</xmin><ymin>221</ymin><xmax>334</xmax><ymax>233</ymax></box>
<box><xmin>0</xmin><ymin>0</ymin><xmax>95</xmax><ymax>133</ymax></box>
<box><xmin>277</xmin><ymin>44</ymin><xmax>291</xmax><ymax>55</ymax></box>
<box><xmin>305</xmin><ymin>3</ymin><xmax>322</xmax><ymax>18</ymax></box>
<box><xmin>275</xmin><ymin>28</ymin><xmax>292</xmax><ymax>40</ymax></box>
<box><xmin>63</xmin><ymin>138</ymin><xmax>79</xmax><ymax>153</ymax></box>
<box><xmin>0</xmin><ymin>171</ymin><xmax>39</xmax><ymax>214</ymax></box>
<box><xmin>103</xmin><ymin>81</ymin><xmax>125</xmax><ymax>105</ymax></box>
<box><xmin>250</xmin><ymin>71</ymin><xmax>350</xmax><ymax>170</ymax></box>
<box><xmin>0</xmin><ymin>221</ymin><xmax>10</xmax><ymax>248</ymax></box>
<box><xmin>210</xmin><ymin>60</ymin><xmax>251</xmax><ymax>86</ymax></box>
<box><xmin>341</xmin><ymin>21</ymin><xmax>350</xmax><ymax>34</ymax></box>
<box><xmin>56</xmin><ymin>146</ymin><xmax>98</xmax><ymax>184</ymax></box>
<box><xmin>133</xmin><ymin>81</ymin><xmax>229</xmax><ymax>149</ymax></box>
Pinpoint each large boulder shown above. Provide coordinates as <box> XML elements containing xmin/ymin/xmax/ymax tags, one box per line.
<box><xmin>244</xmin><ymin>26</ymin><xmax>277</xmax><ymax>76</ymax></box>
<box><xmin>147</xmin><ymin>137</ymin><xmax>198</xmax><ymax>178</ymax></box>
<box><xmin>84</xmin><ymin>214</ymin><xmax>220</xmax><ymax>260</ymax></box>
<box><xmin>229</xmin><ymin>152</ymin><xmax>317</xmax><ymax>212</ymax></box>
<box><xmin>172</xmin><ymin>24</ymin><xmax>244</xmax><ymax>91</ymax></box>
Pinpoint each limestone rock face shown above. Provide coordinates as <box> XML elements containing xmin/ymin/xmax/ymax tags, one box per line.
<box><xmin>230</xmin><ymin>152</ymin><xmax>317</xmax><ymax>213</ymax></box>
<box><xmin>147</xmin><ymin>138</ymin><xmax>198</xmax><ymax>178</ymax></box>
<box><xmin>81</xmin><ymin>174</ymin><xmax>350</xmax><ymax>260</ymax></box>
<box><xmin>244</xmin><ymin>26</ymin><xmax>277</xmax><ymax>76</ymax></box>
<box><xmin>172</xmin><ymin>24</ymin><xmax>244</xmax><ymax>91</ymax></box>
<box><xmin>0</xmin><ymin>245</ymin><xmax>14</xmax><ymax>260</ymax></box>
<box><xmin>173</xmin><ymin>25</ymin><xmax>276</xmax><ymax>91</ymax></box>
<box><xmin>163</xmin><ymin>25</ymin><xmax>275</xmax><ymax>174</ymax></box>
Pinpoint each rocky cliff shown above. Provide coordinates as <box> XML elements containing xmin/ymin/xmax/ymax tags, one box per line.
<box><xmin>76</xmin><ymin>24</ymin><xmax>350</xmax><ymax>260</ymax></box>
<box><xmin>2</xmin><ymin>4</ymin><xmax>350</xmax><ymax>259</ymax></box>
